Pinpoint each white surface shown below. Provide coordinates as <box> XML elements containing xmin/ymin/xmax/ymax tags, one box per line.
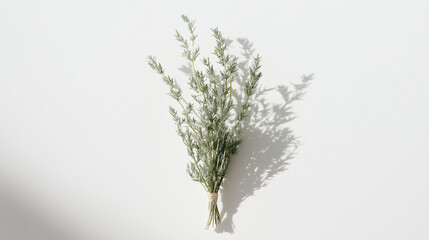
<box><xmin>1</xmin><ymin>0</ymin><xmax>429</xmax><ymax>239</ymax></box>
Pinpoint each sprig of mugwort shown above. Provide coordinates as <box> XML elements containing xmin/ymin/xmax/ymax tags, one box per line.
<box><xmin>147</xmin><ymin>15</ymin><xmax>262</xmax><ymax>229</ymax></box>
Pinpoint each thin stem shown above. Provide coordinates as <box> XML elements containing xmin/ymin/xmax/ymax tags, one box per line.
<box><xmin>177</xmin><ymin>100</ymin><xmax>209</xmax><ymax>190</ymax></box>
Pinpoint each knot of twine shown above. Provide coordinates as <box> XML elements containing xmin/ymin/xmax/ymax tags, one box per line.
<box><xmin>207</xmin><ymin>192</ymin><xmax>218</xmax><ymax>203</ymax></box>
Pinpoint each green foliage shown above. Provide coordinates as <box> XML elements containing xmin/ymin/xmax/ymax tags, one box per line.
<box><xmin>147</xmin><ymin>15</ymin><xmax>262</xmax><ymax>196</ymax></box>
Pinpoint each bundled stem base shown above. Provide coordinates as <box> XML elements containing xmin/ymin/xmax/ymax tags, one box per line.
<box><xmin>206</xmin><ymin>192</ymin><xmax>221</xmax><ymax>229</ymax></box>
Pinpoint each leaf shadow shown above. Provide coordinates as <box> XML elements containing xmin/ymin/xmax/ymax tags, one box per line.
<box><xmin>214</xmin><ymin>38</ymin><xmax>313</xmax><ymax>233</ymax></box>
<box><xmin>178</xmin><ymin>37</ymin><xmax>313</xmax><ymax>234</ymax></box>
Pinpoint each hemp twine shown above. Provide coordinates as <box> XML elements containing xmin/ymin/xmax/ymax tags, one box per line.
<box><xmin>207</xmin><ymin>192</ymin><xmax>218</xmax><ymax>203</ymax></box>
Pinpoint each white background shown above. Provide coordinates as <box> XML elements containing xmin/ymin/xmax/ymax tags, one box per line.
<box><xmin>1</xmin><ymin>0</ymin><xmax>429</xmax><ymax>239</ymax></box>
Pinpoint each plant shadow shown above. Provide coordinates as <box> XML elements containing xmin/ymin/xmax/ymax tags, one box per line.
<box><xmin>179</xmin><ymin>37</ymin><xmax>313</xmax><ymax>234</ymax></box>
<box><xmin>215</xmin><ymin>38</ymin><xmax>313</xmax><ymax>233</ymax></box>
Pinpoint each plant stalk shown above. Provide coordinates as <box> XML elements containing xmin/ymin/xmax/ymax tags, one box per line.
<box><xmin>206</xmin><ymin>192</ymin><xmax>221</xmax><ymax>229</ymax></box>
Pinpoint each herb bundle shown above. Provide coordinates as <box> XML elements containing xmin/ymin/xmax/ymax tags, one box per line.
<box><xmin>148</xmin><ymin>15</ymin><xmax>262</xmax><ymax>229</ymax></box>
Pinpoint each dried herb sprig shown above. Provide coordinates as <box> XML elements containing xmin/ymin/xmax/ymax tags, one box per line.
<box><xmin>148</xmin><ymin>15</ymin><xmax>262</xmax><ymax>229</ymax></box>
